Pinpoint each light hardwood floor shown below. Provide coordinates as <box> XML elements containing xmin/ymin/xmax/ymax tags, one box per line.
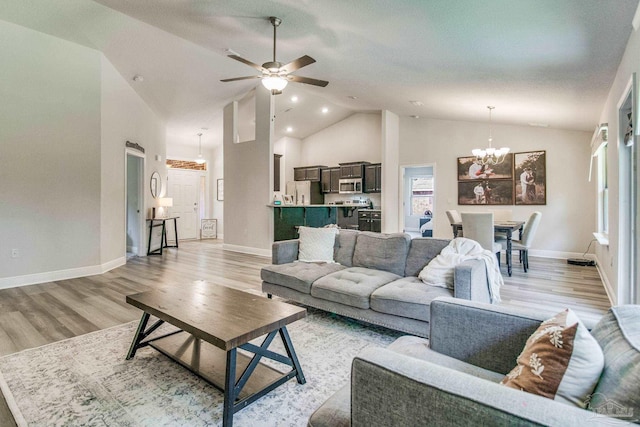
<box><xmin>0</xmin><ymin>239</ymin><xmax>610</xmax><ymax>425</ymax></box>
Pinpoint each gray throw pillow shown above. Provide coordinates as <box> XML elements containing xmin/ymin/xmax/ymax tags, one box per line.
<box><xmin>352</xmin><ymin>232</ymin><xmax>410</xmax><ymax>276</ymax></box>
<box><xmin>588</xmin><ymin>306</ymin><xmax>640</xmax><ymax>422</ymax></box>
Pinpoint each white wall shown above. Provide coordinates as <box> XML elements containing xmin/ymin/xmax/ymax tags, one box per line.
<box><xmin>0</xmin><ymin>20</ymin><xmax>166</xmax><ymax>287</ymax></box>
<box><xmin>100</xmin><ymin>57</ymin><xmax>166</xmax><ymax>264</ymax></box>
<box><xmin>399</xmin><ymin>117</ymin><xmax>595</xmax><ymax>257</ymax></box>
<box><xmin>595</xmin><ymin>21</ymin><xmax>640</xmax><ymax>304</ymax></box>
<box><xmin>301</xmin><ymin>113</ymin><xmax>382</xmax><ymax>165</ymax></box>
<box><xmin>222</xmin><ymin>87</ymin><xmax>273</xmax><ymax>255</ymax></box>
<box><xmin>0</xmin><ymin>20</ymin><xmax>102</xmax><ymax>282</ymax></box>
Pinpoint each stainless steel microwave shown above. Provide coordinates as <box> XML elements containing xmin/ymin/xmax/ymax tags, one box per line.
<box><xmin>339</xmin><ymin>178</ymin><xmax>363</xmax><ymax>194</ymax></box>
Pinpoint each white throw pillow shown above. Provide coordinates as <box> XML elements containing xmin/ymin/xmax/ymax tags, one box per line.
<box><xmin>501</xmin><ymin>309</ymin><xmax>604</xmax><ymax>408</ymax></box>
<box><xmin>297</xmin><ymin>226</ymin><xmax>338</xmax><ymax>263</ymax></box>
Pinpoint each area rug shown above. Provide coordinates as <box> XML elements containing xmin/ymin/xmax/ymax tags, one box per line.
<box><xmin>0</xmin><ymin>309</ymin><xmax>402</xmax><ymax>426</ymax></box>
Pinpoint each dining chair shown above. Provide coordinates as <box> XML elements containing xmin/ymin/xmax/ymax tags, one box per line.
<box><xmin>496</xmin><ymin>211</ymin><xmax>542</xmax><ymax>273</ymax></box>
<box><xmin>461</xmin><ymin>212</ymin><xmax>502</xmax><ymax>265</ymax></box>
<box><xmin>446</xmin><ymin>209</ymin><xmax>463</xmax><ymax>237</ymax></box>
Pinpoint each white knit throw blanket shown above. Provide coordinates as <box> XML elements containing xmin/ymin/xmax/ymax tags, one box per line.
<box><xmin>418</xmin><ymin>237</ymin><xmax>503</xmax><ymax>303</ymax></box>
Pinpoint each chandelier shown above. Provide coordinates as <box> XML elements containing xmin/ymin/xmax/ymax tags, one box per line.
<box><xmin>472</xmin><ymin>106</ymin><xmax>509</xmax><ymax>165</ymax></box>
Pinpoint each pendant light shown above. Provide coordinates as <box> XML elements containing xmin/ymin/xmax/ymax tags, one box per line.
<box><xmin>471</xmin><ymin>106</ymin><xmax>510</xmax><ymax>165</ymax></box>
<box><xmin>196</xmin><ymin>132</ymin><xmax>206</xmax><ymax>164</ymax></box>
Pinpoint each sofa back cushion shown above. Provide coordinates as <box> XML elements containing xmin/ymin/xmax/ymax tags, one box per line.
<box><xmin>405</xmin><ymin>238</ymin><xmax>450</xmax><ymax>277</ymax></box>
<box><xmin>334</xmin><ymin>229</ymin><xmax>359</xmax><ymax>267</ymax></box>
<box><xmin>352</xmin><ymin>232</ymin><xmax>411</xmax><ymax>276</ymax></box>
<box><xmin>589</xmin><ymin>305</ymin><xmax>640</xmax><ymax>418</ymax></box>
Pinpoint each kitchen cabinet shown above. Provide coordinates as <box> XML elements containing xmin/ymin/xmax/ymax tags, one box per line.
<box><xmin>339</xmin><ymin>162</ymin><xmax>369</xmax><ymax>179</ymax></box>
<box><xmin>321</xmin><ymin>167</ymin><xmax>341</xmax><ymax>193</ymax></box>
<box><xmin>273</xmin><ymin>206</ymin><xmax>337</xmax><ymax>241</ymax></box>
<box><xmin>294</xmin><ymin>166</ymin><xmax>327</xmax><ymax>182</ymax></box>
<box><xmin>364</xmin><ymin>163</ymin><xmax>382</xmax><ymax>193</ymax></box>
<box><xmin>358</xmin><ymin>209</ymin><xmax>381</xmax><ymax>233</ymax></box>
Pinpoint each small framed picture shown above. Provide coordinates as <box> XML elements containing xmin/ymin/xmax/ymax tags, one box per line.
<box><xmin>217</xmin><ymin>179</ymin><xmax>224</xmax><ymax>201</ymax></box>
<box><xmin>514</xmin><ymin>151</ymin><xmax>546</xmax><ymax>205</ymax></box>
<box><xmin>201</xmin><ymin>219</ymin><xmax>217</xmax><ymax>239</ymax></box>
<box><xmin>283</xmin><ymin>195</ymin><xmax>293</xmax><ymax>205</ymax></box>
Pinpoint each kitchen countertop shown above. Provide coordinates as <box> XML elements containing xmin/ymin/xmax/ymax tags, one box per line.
<box><xmin>268</xmin><ymin>204</ymin><xmax>338</xmax><ymax>208</ymax></box>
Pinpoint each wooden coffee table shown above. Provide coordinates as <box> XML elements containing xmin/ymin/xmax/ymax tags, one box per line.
<box><xmin>125</xmin><ymin>282</ymin><xmax>307</xmax><ymax>427</ymax></box>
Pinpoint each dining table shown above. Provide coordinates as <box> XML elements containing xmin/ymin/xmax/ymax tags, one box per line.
<box><xmin>451</xmin><ymin>220</ymin><xmax>525</xmax><ymax>277</ymax></box>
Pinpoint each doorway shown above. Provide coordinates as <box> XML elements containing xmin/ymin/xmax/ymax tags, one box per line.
<box><xmin>401</xmin><ymin>165</ymin><xmax>435</xmax><ymax>238</ymax></box>
<box><xmin>167</xmin><ymin>168</ymin><xmax>204</xmax><ymax>240</ymax></box>
<box><xmin>125</xmin><ymin>151</ymin><xmax>145</xmax><ymax>257</ymax></box>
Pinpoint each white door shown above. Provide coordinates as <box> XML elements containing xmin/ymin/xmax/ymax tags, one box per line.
<box><xmin>168</xmin><ymin>169</ymin><xmax>201</xmax><ymax>240</ymax></box>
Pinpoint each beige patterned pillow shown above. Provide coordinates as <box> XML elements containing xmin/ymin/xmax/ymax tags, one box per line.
<box><xmin>297</xmin><ymin>226</ymin><xmax>338</xmax><ymax>263</ymax></box>
<box><xmin>501</xmin><ymin>309</ymin><xmax>604</xmax><ymax>408</ymax></box>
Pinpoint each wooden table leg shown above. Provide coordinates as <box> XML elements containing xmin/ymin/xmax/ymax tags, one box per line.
<box><xmin>506</xmin><ymin>229</ymin><xmax>513</xmax><ymax>277</ymax></box>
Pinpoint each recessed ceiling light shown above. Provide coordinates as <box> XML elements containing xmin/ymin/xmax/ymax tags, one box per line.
<box><xmin>321</xmin><ymin>107</ymin><xmax>329</xmax><ymax>114</ymax></box>
<box><xmin>409</xmin><ymin>100</ymin><xmax>424</xmax><ymax>106</ymax></box>
<box><xmin>291</xmin><ymin>96</ymin><xmax>298</xmax><ymax>102</ymax></box>
<box><xmin>347</xmin><ymin>95</ymin><xmax>358</xmax><ymax>100</ymax></box>
<box><xmin>132</xmin><ymin>75</ymin><xmax>144</xmax><ymax>82</ymax></box>
<box><xmin>286</xmin><ymin>127</ymin><xmax>293</xmax><ymax>132</ymax></box>
<box><xmin>410</xmin><ymin>115</ymin><xmax>420</xmax><ymax>119</ymax></box>
<box><xmin>528</xmin><ymin>122</ymin><xmax>549</xmax><ymax>128</ymax></box>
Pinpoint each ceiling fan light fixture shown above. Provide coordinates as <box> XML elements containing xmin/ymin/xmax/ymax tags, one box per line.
<box><xmin>262</xmin><ymin>75</ymin><xmax>288</xmax><ymax>92</ymax></box>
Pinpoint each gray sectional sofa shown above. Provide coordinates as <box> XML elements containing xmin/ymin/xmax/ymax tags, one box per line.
<box><xmin>308</xmin><ymin>298</ymin><xmax>640</xmax><ymax>426</ymax></box>
<box><xmin>261</xmin><ymin>230</ymin><xmax>492</xmax><ymax>338</ymax></box>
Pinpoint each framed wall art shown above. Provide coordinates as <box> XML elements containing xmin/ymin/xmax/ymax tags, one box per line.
<box><xmin>457</xmin><ymin>154</ymin><xmax>513</xmax><ymax>181</ymax></box>
<box><xmin>458</xmin><ymin>179</ymin><xmax>513</xmax><ymax>205</ymax></box>
<box><xmin>514</xmin><ymin>151</ymin><xmax>546</xmax><ymax>205</ymax></box>
<box><xmin>201</xmin><ymin>219</ymin><xmax>217</xmax><ymax>239</ymax></box>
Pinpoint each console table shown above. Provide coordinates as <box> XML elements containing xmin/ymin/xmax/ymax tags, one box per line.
<box><xmin>147</xmin><ymin>216</ymin><xmax>179</xmax><ymax>255</ymax></box>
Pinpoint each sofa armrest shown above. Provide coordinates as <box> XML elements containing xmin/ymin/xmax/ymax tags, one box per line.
<box><xmin>453</xmin><ymin>259</ymin><xmax>491</xmax><ymax>303</ymax></box>
<box><xmin>272</xmin><ymin>239</ymin><xmax>299</xmax><ymax>264</ymax></box>
<box><xmin>429</xmin><ymin>297</ymin><xmax>564</xmax><ymax>374</ymax></box>
<box><xmin>351</xmin><ymin>347</ymin><xmax>603</xmax><ymax>427</ymax></box>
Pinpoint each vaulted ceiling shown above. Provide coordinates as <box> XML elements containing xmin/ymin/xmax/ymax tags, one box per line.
<box><xmin>1</xmin><ymin>0</ymin><xmax>638</xmax><ymax>147</ymax></box>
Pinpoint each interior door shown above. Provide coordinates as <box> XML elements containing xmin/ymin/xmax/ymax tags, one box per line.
<box><xmin>168</xmin><ymin>169</ymin><xmax>200</xmax><ymax>240</ymax></box>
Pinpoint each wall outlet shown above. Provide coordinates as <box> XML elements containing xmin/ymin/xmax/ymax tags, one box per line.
<box><xmin>11</xmin><ymin>249</ymin><xmax>19</xmax><ymax>258</ymax></box>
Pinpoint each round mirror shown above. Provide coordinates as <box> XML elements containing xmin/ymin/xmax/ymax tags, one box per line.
<box><xmin>150</xmin><ymin>171</ymin><xmax>162</xmax><ymax>199</ymax></box>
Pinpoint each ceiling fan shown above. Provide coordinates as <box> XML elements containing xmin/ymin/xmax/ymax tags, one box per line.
<box><xmin>220</xmin><ymin>16</ymin><xmax>329</xmax><ymax>95</ymax></box>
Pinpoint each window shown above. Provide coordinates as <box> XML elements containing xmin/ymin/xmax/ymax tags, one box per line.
<box><xmin>597</xmin><ymin>141</ymin><xmax>608</xmax><ymax>235</ymax></box>
<box><xmin>411</xmin><ymin>177</ymin><xmax>433</xmax><ymax>216</ymax></box>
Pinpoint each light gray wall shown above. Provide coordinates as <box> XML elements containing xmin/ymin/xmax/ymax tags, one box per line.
<box><xmin>0</xmin><ymin>20</ymin><xmax>166</xmax><ymax>287</ymax></box>
<box><xmin>100</xmin><ymin>56</ymin><xmax>166</xmax><ymax>264</ymax></box>
<box><xmin>301</xmin><ymin>113</ymin><xmax>382</xmax><ymax>165</ymax></box>
<box><xmin>595</xmin><ymin>23</ymin><xmax>640</xmax><ymax>304</ymax></box>
<box><xmin>0</xmin><ymin>20</ymin><xmax>101</xmax><ymax>279</ymax></box>
<box><xmin>223</xmin><ymin>86</ymin><xmax>273</xmax><ymax>255</ymax></box>
<box><xmin>399</xmin><ymin>117</ymin><xmax>595</xmax><ymax>257</ymax></box>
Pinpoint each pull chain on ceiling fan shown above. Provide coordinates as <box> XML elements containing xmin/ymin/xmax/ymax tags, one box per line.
<box><xmin>220</xmin><ymin>16</ymin><xmax>329</xmax><ymax>95</ymax></box>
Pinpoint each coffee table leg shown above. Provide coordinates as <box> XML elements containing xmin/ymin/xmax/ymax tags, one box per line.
<box><xmin>223</xmin><ymin>348</ymin><xmax>237</xmax><ymax>427</ymax></box>
<box><xmin>126</xmin><ymin>312</ymin><xmax>150</xmax><ymax>360</ymax></box>
<box><xmin>279</xmin><ymin>327</ymin><xmax>306</xmax><ymax>384</ymax></box>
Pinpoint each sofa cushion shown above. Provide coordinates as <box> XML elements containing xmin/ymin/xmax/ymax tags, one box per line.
<box><xmin>261</xmin><ymin>262</ymin><xmax>346</xmax><ymax>294</ymax></box>
<box><xmin>370</xmin><ymin>277</ymin><xmax>453</xmax><ymax>322</ymax></box>
<box><xmin>589</xmin><ymin>305</ymin><xmax>640</xmax><ymax>418</ymax></box>
<box><xmin>334</xmin><ymin>229</ymin><xmax>359</xmax><ymax>267</ymax></box>
<box><xmin>388</xmin><ymin>336</ymin><xmax>504</xmax><ymax>383</ymax></box>
<box><xmin>298</xmin><ymin>226</ymin><xmax>338</xmax><ymax>263</ymax></box>
<box><xmin>311</xmin><ymin>267</ymin><xmax>400</xmax><ymax>309</ymax></box>
<box><xmin>500</xmin><ymin>309</ymin><xmax>604</xmax><ymax>408</ymax></box>
<box><xmin>404</xmin><ymin>238</ymin><xmax>450</xmax><ymax>277</ymax></box>
<box><xmin>352</xmin><ymin>232</ymin><xmax>411</xmax><ymax>276</ymax></box>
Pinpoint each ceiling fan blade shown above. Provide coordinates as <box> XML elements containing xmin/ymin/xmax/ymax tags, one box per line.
<box><xmin>227</xmin><ymin>55</ymin><xmax>266</xmax><ymax>72</ymax></box>
<box><xmin>288</xmin><ymin>75</ymin><xmax>329</xmax><ymax>87</ymax></box>
<box><xmin>281</xmin><ymin>55</ymin><xmax>316</xmax><ymax>73</ymax></box>
<box><xmin>220</xmin><ymin>75</ymin><xmax>261</xmax><ymax>82</ymax></box>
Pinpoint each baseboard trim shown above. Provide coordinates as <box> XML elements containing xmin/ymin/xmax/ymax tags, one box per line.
<box><xmin>0</xmin><ymin>257</ymin><xmax>126</xmax><ymax>290</ymax></box>
<box><xmin>528</xmin><ymin>249</ymin><xmax>596</xmax><ymax>260</ymax></box>
<box><xmin>222</xmin><ymin>244</ymin><xmax>270</xmax><ymax>258</ymax></box>
<box><xmin>594</xmin><ymin>254</ymin><xmax>616</xmax><ymax>306</ymax></box>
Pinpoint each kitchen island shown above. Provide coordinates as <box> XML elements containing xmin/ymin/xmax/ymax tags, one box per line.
<box><xmin>270</xmin><ymin>205</ymin><xmax>338</xmax><ymax>241</ymax></box>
